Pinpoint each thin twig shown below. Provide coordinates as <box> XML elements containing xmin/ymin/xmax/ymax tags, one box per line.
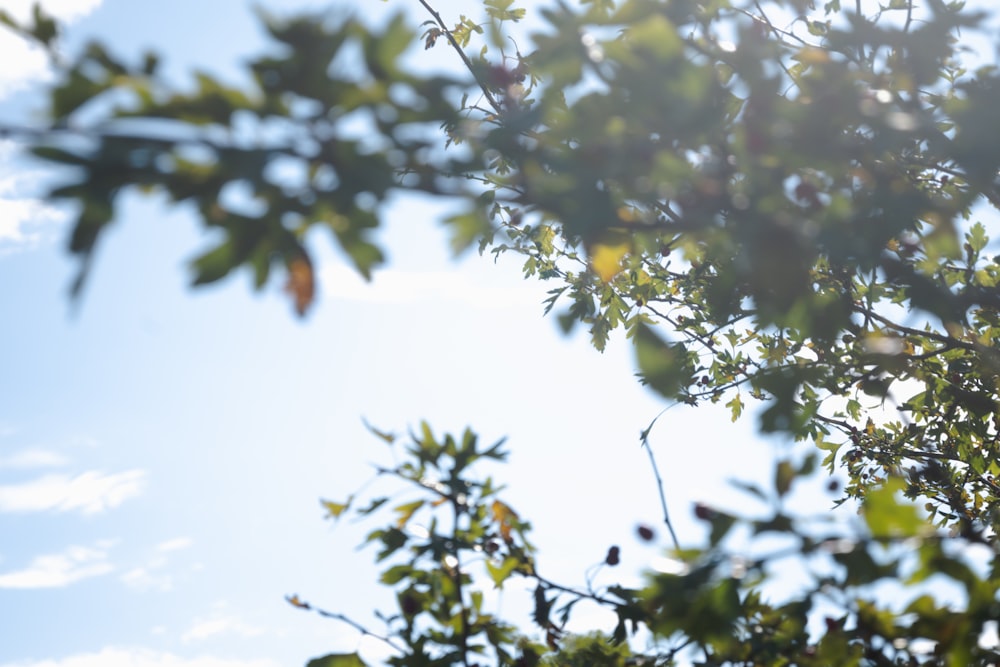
<box><xmin>855</xmin><ymin>305</ymin><xmax>975</xmax><ymax>351</ymax></box>
<box><xmin>416</xmin><ymin>0</ymin><xmax>503</xmax><ymax>115</ymax></box>
<box><xmin>640</xmin><ymin>408</ymin><xmax>682</xmax><ymax>551</ymax></box>
<box><xmin>286</xmin><ymin>595</ymin><xmax>406</xmax><ymax>655</ymax></box>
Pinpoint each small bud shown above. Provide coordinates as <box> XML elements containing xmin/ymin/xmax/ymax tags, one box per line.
<box><xmin>694</xmin><ymin>503</ymin><xmax>715</xmax><ymax>521</ymax></box>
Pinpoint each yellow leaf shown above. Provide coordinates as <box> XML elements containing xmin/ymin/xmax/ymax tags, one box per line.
<box><xmin>394</xmin><ymin>500</ymin><xmax>424</xmax><ymax>529</ymax></box>
<box><xmin>491</xmin><ymin>500</ymin><xmax>519</xmax><ymax>543</ymax></box>
<box><xmin>321</xmin><ymin>497</ymin><xmax>351</xmax><ymax>520</ymax></box>
<box><xmin>286</xmin><ymin>594</ymin><xmax>310</xmax><ymax>609</ymax></box>
<box><xmin>589</xmin><ymin>242</ymin><xmax>629</xmax><ymax>282</ymax></box>
<box><xmin>795</xmin><ymin>47</ymin><xmax>829</xmax><ymax>65</ymax></box>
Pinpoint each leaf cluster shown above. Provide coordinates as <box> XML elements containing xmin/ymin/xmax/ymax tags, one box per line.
<box><xmin>10</xmin><ymin>0</ymin><xmax>1000</xmax><ymax>664</ymax></box>
<box><xmin>304</xmin><ymin>426</ymin><xmax>1000</xmax><ymax>666</ymax></box>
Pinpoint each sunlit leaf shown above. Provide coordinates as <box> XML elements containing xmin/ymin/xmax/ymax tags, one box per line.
<box><xmin>321</xmin><ymin>497</ymin><xmax>352</xmax><ymax>520</ymax></box>
<box><xmin>634</xmin><ymin>323</ymin><xmax>692</xmax><ymax>400</ymax></box>
<box><xmin>492</xmin><ymin>499</ymin><xmax>519</xmax><ymax>543</ymax></box>
<box><xmin>589</xmin><ymin>241</ymin><xmax>629</xmax><ymax>283</ymax></box>
<box><xmin>306</xmin><ymin>654</ymin><xmax>368</xmax><ymax>667</ymax></box>
<box><xmin>394</xmin><ymin>500</ymin><xmax>424</xmax><ymax>529</ymax></box>
<box><xmin>862</xmin><ymin>477</ymin><xmax>933</xmax><ymax>539</ymax></box>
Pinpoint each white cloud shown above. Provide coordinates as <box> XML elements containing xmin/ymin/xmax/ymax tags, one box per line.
<box><xmin>119</xmin><ymin>564</ymin><xmax>171</xmax><ymax>593</ymax></box>
<box><xmin>0</xmin><ymin>469</ymin><xmax>146</xmax><ymax>514</ymax></box>
<box><xmin>0</xmin><ymin>448</ymin><xmax>69</xmax><ymax>469</ymax></box>
<box><xmin>0</xmin><ymin>195</ymin><xmax>63</xmax><ymax>252</ymax></box>
<box><xmin>0</xmin><ymin>647</ymin><xmax>280</xmax><ymax>667</ymax></box>
<box><xmin>156</xmin><ymin>537</ymin><xmax>194</xmax><ymax>553</ymax></box>
<box><xmin>0</xmin><ymin>0</ymin><xmax>106</xmax><ymax>253</ymax></box>
<box><xmin>0</xmin><ymin>140</ymin><xmax>66</xmax><ymax>255</ymax></box>
<box><xmin>120</xmin><ymin>538</ymin><xmax>193</xmax><ymax>593</ymax></box>
<box><xmin>2</xmin><ymin>0</ymin><xmax>104</xmax><ymax>23</ymax></box>
<box><xmin>0</xmin><ymin>36</ymin><xmax>50</xmax><ymax>99</ymax></box>
<box><xmin>319</xmin><ymin>264</ymin><xmax>540</xmax><ymax>307</ymax></box>
<box><xmin>0</xmin><ymin>1</ymin><xmax>105</xmax><ymax>99</ymax></box>
<box><xmin>182</xmin><ymin>604</ymin><xmax>267</xmax><ymax>644</ymax></box>
<box><xmin>0</xmin><ymin>541</ymin><xmax>113</xmax><ymax>589</ymax></box>
<box><xmin>182</xmin><ymin>615</ymin><xmax>265</xmax><ymax>644</ymax></box>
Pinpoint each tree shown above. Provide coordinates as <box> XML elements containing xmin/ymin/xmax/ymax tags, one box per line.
<box><xmin>4</xmin><ymin>0</ymin><xmax>1000</xmax><ymax>664</ymax></box>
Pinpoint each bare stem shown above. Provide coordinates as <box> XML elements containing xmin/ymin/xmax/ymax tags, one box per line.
<box><xmin>286</xmin><ymin>595</ymin><xmax>406</xmax><ymax>655</ymax></box>
<box><xmin>640</xmin><ymin>410</ymin><xmax>682</xmax><ymax>551</ymax></box>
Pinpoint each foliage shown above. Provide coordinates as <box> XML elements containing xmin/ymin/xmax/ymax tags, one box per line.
<box><xmin>5</xmin><ymin>0</ymin><xmax>1000</xmax><ymax>664</ymax></box>
<box><xmin>293</xmin><ymin>424</ymin><xmax>1000</xmax><ymax>666</ymax></box>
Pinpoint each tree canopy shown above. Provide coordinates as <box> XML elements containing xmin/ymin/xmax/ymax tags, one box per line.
<box><xmin>5</xmin><ymin>0</ymin><xmax>1000</xmax><ymax>664</ymax></box>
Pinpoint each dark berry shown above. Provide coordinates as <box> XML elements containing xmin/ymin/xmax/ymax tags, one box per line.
<box><xmin>605</xmin><ymin>546</ymin><xmax>620</xmax><ymax>566</ymax></box>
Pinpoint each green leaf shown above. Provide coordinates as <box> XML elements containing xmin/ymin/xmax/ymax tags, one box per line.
<box><xmin>320</xmin><ymin>497</ymin><xmax>352</xmax><ymax>520</ymax></box>
<box><xmin>623</xmin><ymin>15</ymin><xmax>682</xmax><ymax>59</ymax></box>
<box><xmin>363</xmin><ymin>420</ymin><xmax>396</xmax><ymax>445</ymax></box>
<box><xmin>774</xmin><ymin>460</ymin><xmax>795</xmax><ymax>498</ymax></box>
<box><xmin>805</xmin><ymin>19</ymin><xmax>828</xmax><ymax>36</ymax></box>
<box><xmin>356</xmin><ymin>497</ymin><xmax>389</xmax><ymax>516</ymax></box>
<box><xmin>375</xmin><ymin>527</ymin><xmax>408</xmax><ymax>561</ymax></box>
<box><xmin>967</xmin><ymin>221</ymin><xmax>988</xmax><ymax>253</ymax></box>
<box><xmin>724</xmin><ymin>394</ymin><xmax>744</xmax><ymax>422</ymax></box>
<box><xmin>380</xmin><ymin>564</ymin><xmax>413</xmax><ymax>585</ymax></box>
<box><xmin>862</xmin><ymin>477</ymin><xmax>932</xmax><ymax>539</ymax></box>
<box><xmin>190</xmin><ymin>242</ymin><xmax>236</xmax><ymax>286</ymax></box>
<box><xmin>393</xmin><ymin>500</ymin><xmax>424</xmax><ymax>529</ymax></box>
<box><xmin>306</xmin><ymin>654</ymin><xmax>368</xmax><ymax>667</ymax></box>
<box><xmin>484</xmin><ymin>0</ymin><xmax>527</xmax><ymax>21</ymax></box>
<box><xmin>443</xmin><ymin>208</ymin><xmax>491</xmax><ymax>255</ymax></box>
<box><xmin>485</xmin><ymin>556</ymin><xmax>520</xmax><ymax>588</ymax></box>
<box><xmin>708</xmin><ymin>510</ymin><xmax>736</xmax><ymax>546</ymax></box>
<box><xmin>634</xmin><ymin>323</ymin><xmax>693</xmax><ymax>400</ymax></box>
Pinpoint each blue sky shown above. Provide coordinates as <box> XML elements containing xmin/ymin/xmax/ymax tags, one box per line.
<box><xmin>0</xmin><ymin>1</ymin><xmax>949</xmax><ymax>665</ymax></box>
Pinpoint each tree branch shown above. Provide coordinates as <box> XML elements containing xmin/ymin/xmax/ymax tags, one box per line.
<box><xmin>416</xmin><ymin>0</ymin><xmax>503</xmax><ymax>115</ymax></box>
<box><xmin>286</xmin><ymin>595</ymin><xmax>406</xmax><ymax>655</ymax></box>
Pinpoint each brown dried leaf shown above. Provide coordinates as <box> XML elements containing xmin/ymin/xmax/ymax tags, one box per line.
<box><xmin>285</xmin><ymin>256</ymin><xmax>315</xmax><ymax>316</ymax></box>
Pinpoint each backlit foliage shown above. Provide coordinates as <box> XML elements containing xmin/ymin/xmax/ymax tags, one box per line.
<box><xmin>6</xmin><ymin>0</ymin><xmax>1000</xmax><ymax>663</ymax></box>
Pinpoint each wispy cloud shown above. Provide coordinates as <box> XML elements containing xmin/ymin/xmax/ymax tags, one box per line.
<box><xmin>0</xmin><ymin>0</ymin><xmax>105</xmax><ymax>98</ymax></box>
<box><xmin>0</xmin><ymin>194</ymin><xmax>63</xmax><ymax>252</ymax></box>
<box><xmin>0</xmin><ymin>35</ymin><xmax>49</xmax><ymax>100</ymax></box>
<box><xmin>156</xmin><ymin>537</ymin><xmax>194</xmax><ymax>552</ymax></box>
<box><xmin>181</xmin><ymin>602</ymin><xmax>267</xmax><ymax>644</ymax></box>
<box><xmin>0</xmin><ymin>140</ymin><xmax>66</xmax><ymax>255</ymax></box>
<box><xmin>118</xmin><ymin>565</ymin><xmax>172</xmax><ymax>593</ymax></box>
<box><xmin>0</xmin><ymin>448</ymin><xmax>69</xmax><ymax>469</ymax></box>
<box><xmin>0</xmin><ymin>647</ymin><xmax>280</xmax><ymax>667</ymax></box>
<box><xmin>120</xmin><ymin>537</ymin><xmax>194</xmax><ymax>592</ymax></box>
<box><xmin>1</xmin><ymin>0</ymin><xmax>105</xmax><ymax>24</ymax></box>
<box><xmin>1</xmin><ymin>0</ymin><xmax>107</xmax><ymax>254</ymax></box>
<box><xmin>182</xmin><ymin>614</ymin><xmax>266</xmax><ymax>644</ymax></box>
<box><xmin>0</xmin><ymin>540</ymin><xmax>114</xmax><ymax>589</ymax></box>
<box><xmin>0</xmin><ymin>469</ymin><xmax>146</xmax><ymax>514</ymax></box>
